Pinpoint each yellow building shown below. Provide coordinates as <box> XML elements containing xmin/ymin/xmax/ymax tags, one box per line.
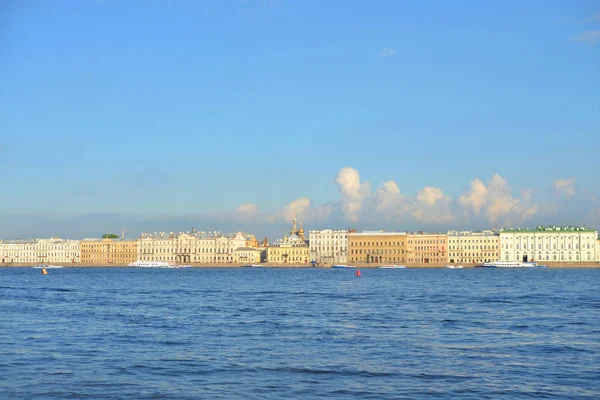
<box><xmin>406</xmin><ymin>232</ymin><xmax>447</xmax><ymax>264</ymax></box>
<box><xmin>447</xmin><ymin>230</ymin><xmax>499</xmax><ymax>265</ymax></box>
<box><xmin>244</xmin><ymin>234</ymin><xmax>259</xmax><ymax>248</ymax></box>
<box><xmin>233</xmin><ymin>247</ymin><xmax>264</xmax><ymax>263</ymax></box>
<box><xmin>80</xmin><ymin>238</ymin><xmax>138</xmax><ymax>265</ymax></box>
<box><xmin>348</xmin><ymin>231</ymin><xmax>407</xmax><ymax>264</ymax></box>
<box><xmin>267</xmin><ymin>218</ymin><xmax>309</xmax><ymax>264</ymax></box>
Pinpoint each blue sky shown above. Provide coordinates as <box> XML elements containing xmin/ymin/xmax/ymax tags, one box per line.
<box><xmin>1</xmin><ymin>0</ymin><xmax>599</xmax><ymax>239</ymax></box>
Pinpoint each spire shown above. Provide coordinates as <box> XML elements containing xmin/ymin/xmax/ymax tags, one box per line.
<box><xmin>291</xmin><ymin>217</ymin><xmax>297</xmax><ymax>236</ymax></box>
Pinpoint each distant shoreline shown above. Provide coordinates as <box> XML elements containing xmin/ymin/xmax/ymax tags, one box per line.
<box><xmin>2</xmin><ymin>262</ymin><xmax>599</xmax><ymax>268</ymax></box>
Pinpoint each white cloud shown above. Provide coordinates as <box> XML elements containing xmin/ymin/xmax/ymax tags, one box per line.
<box><xmin>412</xmin><ymin>187</ymin><xmax>454</xmax><ymax>223</ymax></box>
<box><xmin>417</xmin><ymin>187</ymin><xmax>445</xmax><ymax>207</ymax></box>
<box><xmin>457</xmin><ymin>174</ymin><xmax>538</xmax><ymax>225</ymax></box>
<box><xmin>372</xmin><ymin>180</ymin><xmax>404</xmax><ymax>213</ymax></box>
<box><xmin>378</xmin><ymin>48</ymin><xmax>397</xmax><ymax>57</ymax></box>
<box><xmin>553</xmin><ymin>178</ymin><xmax>576</xmax><ymax>197</ymax></box>
<box><xmin>236</xmin><ymin>203</ymin><xmax>259</xmax><ymax>214</ymax></box>
<box><xmin>571</xmin><ymin>31</ymin><xmax>600</xmax><ymax>44</ymax></box>
<box><xmin>459</xmin><ymin>178</ymin><xmax>488</xmax><ymax>215</ymax></box>
<box><xmin>267</xmin><ymin>197</ymin><xmax>332</xmax><ymax>224</ymax></box>
<box><xmin>335</xmin><ymin>167</ymin><xmax>370</xmax><ymax>222</ymax></box>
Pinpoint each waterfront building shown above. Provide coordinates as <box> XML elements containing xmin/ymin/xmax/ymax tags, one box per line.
<box><xmin>80</xmin><ymin>238</ymin><xmax>138</xmax><ymax>265</ymax></box>
<box><xmin>309</xmin><ymin>229</ymin><xmax>349</xmax><ymax>265</ymax></box>
<box><xmin>499</xmin><ymin>226</ymin><xmax>598</xmax><ymax>263</ymax></box>
<box><xmin>348</xmin><ymin>231</ymin><xmax>407</xmax><ymax>264</ymax></box>
<box><xmin>137</xmin><ymin>230</ymin><xmax>247</xmax><ymax>264</ymax></box>
<box><xmin>447</xmin><ymin>230</ymin><xmax>499</xmax><ymax>265</ymax></box>
<box><xmin>244</xmin><ymin>234</ymin><xmax>259</xmax><ymax>248</ymax></box>
<box><xmin>233</xmin><ymin>247</ymin><xmax>264</xmax><ymax>263</ymax></box>
<box><xmin>406</xmin><ymin>232</ymin><xmax>448</xmax><ymax>264</ymax></box>
<box><xmin>597</xmin><ymin>236</ymin><xmax>600</xmax><ymax>262</ymax></box>
<box><xmin>0</xmin><ymin>237</ymin><xmax>80</xmax><ymax>264</ymax></box>
<box><xmin>267</xmin><ymin>218</ymin><xmax>309</xmax><ymax>264</ymax></box>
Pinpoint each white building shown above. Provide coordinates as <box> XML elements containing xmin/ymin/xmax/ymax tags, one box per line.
<box><xmin>309</xmin><ymin>229</ymin><xmax>348</xmax><ymax>264</ymax></box>
<box><xmin>0</xmin><ymin>237</ymin><xmax>80</xmax><ymax>264</ymax></box>
<box><xmin>499</xmin><ymin>226</ymin><xmax>598</xmax><ymax>263</ymax></box>
<box><xmin>138</xmin><ymin>229</ymin><xmax>247</xmax><ymax>264</ymax></box>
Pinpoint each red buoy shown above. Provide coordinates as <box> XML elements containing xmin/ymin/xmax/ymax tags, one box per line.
<box><xmin>42</xmin><ymin>268</ymin><xmax>48</xmax><ymax>275</ymax></box>
<box><xmin>356</xmin><ymin>269</ymin><xmax>361</xmax><ymax>277</ymax></box>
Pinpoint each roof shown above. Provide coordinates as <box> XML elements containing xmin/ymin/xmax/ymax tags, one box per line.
<box><xmin>81</xmin><ymin>238</ymin><xmax>137</xmax><ymax>243</ymax></box>
<box><xmin>234</xmin><ymin>247</ymin><xmax>261</xmax><ymax>252</ymax></box>
<box><xmin>500</xmin><ymin>226</ymin><xmax>596</xmax><ymax>233</ymax></box>
<box><xmin>349</xmin><ymin>231</ymin><xmax>407</xmax><ymax>237</ymax></box>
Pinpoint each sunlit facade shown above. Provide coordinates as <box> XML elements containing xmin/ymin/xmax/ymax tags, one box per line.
<box><xmin>0</xmin><ymin>237</ymin><xmax>80</xmax><ymax>264</ymax></box>
<box><xmin>348</xmin><ymin>231</ymin><xmax>407</xmax><ymax>264</ymax></box>
<box><xmin>80</xmin><ymin>238</ymin><xmax>138</xmax><ymax>265</ymax></box>
<box><xmin>137</xmin><ymin>229</ymin><xmax>247</xmax><ymax>264</ymax></box>
<box><xmin>447</xmin><ymin>230</ymin><xmax>499</xmax><ymax>264</ymax></box>
<box><xmin>309</xmin><ymin>229</ymin><xmax>349</xmax><ymax>264</ymax></box>
<box><xmin>499</xmin><ymin>226</ymin><xmax>598</xmax><ymax>263</ymax></box>
<box><xmin>406</xmin><ymin>232</ymin><xmax>447</xmax><ymax>264</ymax></box>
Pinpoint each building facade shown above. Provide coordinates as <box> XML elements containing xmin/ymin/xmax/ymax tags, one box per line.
<box><xmin>406</xmin><ymin>232</ymin><xmax>448</xmax><ymax>264</ymax></box>
<box><xmin>267</xmin><ymin>218</ymin><xmax>309</xmax><ymax>264</ymax></box>
<box><xmin>348</xmin><ymin>231</ymin><xmax>407</xmax><ymax>264</ymax></box>
<box><xmin>137</xmin><ymin>230</ymin><xmax>247</xmax><ymax>264</ymax></box>
<box><xmin>80</xmin><ymin>238</ymin><xmax>138</xmax><ymax>265</ymax></box>
<box><xmin>499</xmin><ymin>226</ymin><xmax>598</xmax><ymax>263</ymax></box>
<box><xmin>309</xmin><ymin>229</ymin><xmax>349</xmax><ymax>264</ymax></box>
<box><xmin>233</xmin><ymin>247</ymin><xmax>264</xmax><ymax>263</ymax></box>
<box><xmin>447</xmin><ymin>230</ymin><xmax>500</xmax><ymax>264</ymax></box>
<box><xmin>0</xmin><ymin>238</ymin><xmax>80</xmax><ymax>264</ymax></box>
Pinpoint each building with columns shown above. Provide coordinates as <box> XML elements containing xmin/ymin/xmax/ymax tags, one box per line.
<box><xmin>0</xmin><ymin>237</ymin><xmax>80</xmax><ymax>264</ymax></box>
<box><xmin>447</xmin><ymin>230</ymin><xmax>500</xmax><ymax>265</ymax></box>
<box><xmin>309</xmin><ymin>229</ymin><xmax>349</xmax><ymax>265</ymax></box>
<box><xmin>406</xmin><ymin>232</ymin><xmax>448</xmax><ymax>264</ymax></box>
<box><xmin>499</xmin><ymin>226</ymin><xmax>598</xmax><ymax>263</ymax></box>
<box><xmin>137</xmin><ymin>229</ymin><xmax>247</xmax><ymax>264</ymax></box>
<box><xmin>267</xmin><ymin>218</ymin><xmax>310</xmax><ymax>264</ymax></box>
<box><xmin>348</xmin><ymin>231</ymin><xmax>407</xmax><ymax>264</ymax></box>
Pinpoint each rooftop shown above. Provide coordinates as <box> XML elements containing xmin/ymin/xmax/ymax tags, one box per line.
<box><xmin>348</xmin><ymin>231</ymin><xmax>406</xmax><ymax>237</ymax></box>
<box><xmin>500</xmin><ymin>226</ymin><xmax>596</xmax><ymax>233</ymax></box>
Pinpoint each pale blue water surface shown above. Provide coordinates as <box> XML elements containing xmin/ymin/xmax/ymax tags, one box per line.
<box><xmin>1</xmin><ymin>267</ymin><xmax>599</xmax><ymax>399</ymax></box>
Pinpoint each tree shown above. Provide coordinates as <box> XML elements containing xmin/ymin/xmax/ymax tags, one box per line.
<box><xmin>102</xmin><ymin>233</ymin><xmax>119</xmax><ymax>239</ymax></box>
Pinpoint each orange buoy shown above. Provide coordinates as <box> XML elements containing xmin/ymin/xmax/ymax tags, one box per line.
<box><xmin>356</xmin><ymin>269</ymin><xmax>361</xmax><ymax>277</ymax></box>
<box><xmin>42</xmin><ymin>268</ymin><xmax>48</xmax><ymax>275</ymax></box>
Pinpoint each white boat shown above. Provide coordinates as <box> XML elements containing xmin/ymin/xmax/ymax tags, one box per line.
<box><xmin>479</xmin><ymin>261</ymin><xmax>547</xmax><ymax>268</ymax></box>
<box><xmin>379</xmin><ymin>265</ymin><xmax>406</xmax><ymax>269</ymax></box>
<box><xmin>33</xmin><ymin>264</ymin><xmax>64</xmax><ymax>269</ymax></box>
<box><xmin>332</xmin><ymin>264</ymin><xmax>356</xmax><ymax>268</ymax></box>
<box><xmin>445</xmin><ymin>265</ymin><xmax>463</xmax><ymax>269</ymax></box>
<box><xmin>127</xmin><ymin>260</ymin><xmax>177</xmax><ymax>268</ymax></box>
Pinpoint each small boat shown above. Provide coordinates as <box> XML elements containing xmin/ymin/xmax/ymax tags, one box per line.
<box><xmin>445</xmin><ymin>265</ymin><xmax>463</xmax><ymax>269</ymax></box>
<box><xmin>128</xmin><ymin>260</ymin><xmax>177</xmax><ymax>268</ymax></box>
<box><xmin>332</xmin><ymin>264</ymin><xmax>356</xmax><ymax>268</ymax></box>
<box><xmin>379</xmin><ymin>265</ymin><xmax>406</xmax><ymax>269</ymax></box>
<box><xmin>178</xmin><ymin>265</ymin><xmax>192</xmax><ymax>268</ymax></box>
<box><xmin>34</xmin><ymin>264</ymin><xmax>63</xmax><ymax>269</ymax></box>
<box><xmin>241</xmin><ymin>264</ymin><xmax>263</xmax><ymax>268</ymax></box>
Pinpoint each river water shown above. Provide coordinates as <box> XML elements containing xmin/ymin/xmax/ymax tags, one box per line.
<box><xmin>1</xmin><ymin>267</ymin><xmax>599</xmax><ymax>399</ymax></box>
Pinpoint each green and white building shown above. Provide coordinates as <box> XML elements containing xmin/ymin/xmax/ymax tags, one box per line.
<box><xmin>499</xmin><ymin>226</ymin><xmax>598</xmax><ymax>263</ymax></box>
